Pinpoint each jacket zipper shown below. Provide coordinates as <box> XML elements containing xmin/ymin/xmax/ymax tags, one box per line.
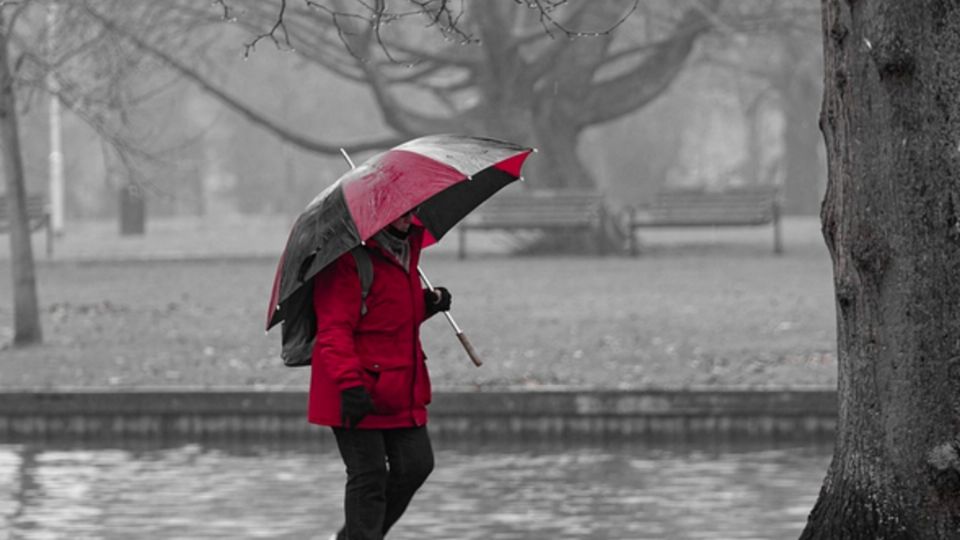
<box><xmin>370</xmin><ymin>235</ymin><xmax>422</xmax><ymax>427</ymax></box>
<box><xmin>408</xmin><ymin>262</ymin><xmax>420</xmax><ymax>426</ymax></box>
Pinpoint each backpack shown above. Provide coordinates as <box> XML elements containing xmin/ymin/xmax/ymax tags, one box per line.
<box><xmin>280</xmin><ymin>246</ymin><xmax>373</xmax><ymax>367</ymax></box>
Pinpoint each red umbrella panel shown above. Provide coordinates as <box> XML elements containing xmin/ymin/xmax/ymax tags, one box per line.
<box><xmin>266</xmin><ymin>134</ymin><xmax>534</xmax><ymax>331</ymax></box>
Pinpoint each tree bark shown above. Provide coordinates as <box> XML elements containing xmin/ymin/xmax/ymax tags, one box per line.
<box><xmin>530</xmin><ymin>112</ymin><xmax>593</xmax><ymax>190</ymax></box>
<box><xmin>0</xmin><ymin>9</ymin><xmax>42</xmax><ymax>345</ymax></box>
<box><xmin>802</xmin><ymin>1</ymin><xmax>960</xmax><ymax>537</ymax></box>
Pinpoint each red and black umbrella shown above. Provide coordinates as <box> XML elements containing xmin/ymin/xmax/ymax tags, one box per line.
<box><xmin>266</xmin><ymin>134</ymin><xmax>534</xmax><ymax>355</ymax></box>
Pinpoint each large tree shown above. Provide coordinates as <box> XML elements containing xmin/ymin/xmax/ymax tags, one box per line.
<box><xmin>147</xmin><ymin>1</ymin><xmax>827</xmax><ymax>200</ymax></box>
<box><xmin>88</xmin><ymin>1</ymin><xmax>829</xmax><ymax>203</ymax></box>
<box><xmin>802</xmin><ymin>1</ymin><xmax>960</xmax><ymax>537</ymax></box>
<box><xmin>104</xmin><ymin>0</ymin><xmax>723</xmax><ymax>190</ymax></box>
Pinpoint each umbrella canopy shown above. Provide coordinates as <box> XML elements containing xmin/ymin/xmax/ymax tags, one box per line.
<box><xmin>266</xmin><ymin>134</ymin><xmax>534</xmax><ymax>331</ymax></box>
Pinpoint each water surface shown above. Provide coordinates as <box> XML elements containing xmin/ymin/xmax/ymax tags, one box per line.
<box><xmin>0</xmin><ymin>439</ymin><xmax>829</xmax><ymax>539</ymax></box>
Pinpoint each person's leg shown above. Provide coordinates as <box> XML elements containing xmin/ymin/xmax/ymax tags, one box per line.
<box><xmin>331</xmin><ymin>427</ymin><xmax>389</xmax><ymax>540</ymax></box>
<box><xmin>381</xmin><ymin>426</ymin><xmax>434</xmax><ymax>536</ymax></box>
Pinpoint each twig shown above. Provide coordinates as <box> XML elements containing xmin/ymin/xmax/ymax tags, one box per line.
<box><xmin>211</xmin><ymin>0</ymin><xmax>232</xmax><ymax>20</ymax></box>
<box><xmin>306</xmin><ymin>1</ymin><xmax>370</xmax><ymax>63</ymax></box>
<box><xmin>242</xmin><ymin>0</ymin><xmax>293</xmax><ymax>57</ymax></box>
<box><xmin>516</xmin><ymin>0</ymin><xmax>638</xmax><ymax>40</ymax></box>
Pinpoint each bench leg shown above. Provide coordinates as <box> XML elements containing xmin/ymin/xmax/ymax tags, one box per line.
<box><xmin>596</xmin><ymin>206</ymin><xmax>609</xmax><ymax>256</ymax></box>
<box><xmin>772</xmin><ymin>203</ymin><xmax>783</xmax><ymax>255</ymax></box>
<box><xmin>627</xmin><ymin>208</ymin><xmax>639</xmax><ymax>256</ymax></box>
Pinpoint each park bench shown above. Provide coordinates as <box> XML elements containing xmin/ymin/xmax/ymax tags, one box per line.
<box><xmin>0</xmin><ymin>193</ymin><xmax>53</xmax><ymax>257</ymax></box>
<box><xmin>625</xmin><ymin>185</ymin><xmax>783</xmax><ymax>255</ymax></box>
<box><xmin>457</xmin><ymin>188</ymin><xmax>609</xmax><ymax>259</ymax></box>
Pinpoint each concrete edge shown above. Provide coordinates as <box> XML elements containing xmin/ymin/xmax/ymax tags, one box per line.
<box><xmin>0</xmin><ymin>388</ymin><xmax>838</xmax><ymax>442</ymax></box>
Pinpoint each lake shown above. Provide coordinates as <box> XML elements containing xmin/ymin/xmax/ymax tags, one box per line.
<box><xmin>0</xmin><ymin>438</ymin><xmax>829</xmax><ymax>539</ymax></box>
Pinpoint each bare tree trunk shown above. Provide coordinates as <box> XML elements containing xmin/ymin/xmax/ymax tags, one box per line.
<box><xmin>0</xmin><ymin>9</ymin><xmax>42</xmax><ymax>346</ymax></box>
<box><xmin>802</xmin><ymin>1</ymin><xmax>960</xmax><ymax>537</ymax></box>
<box><xmin>530</xmin><ymin>118</ymin><xmax>593</xmax><ymax>190</ymax></box>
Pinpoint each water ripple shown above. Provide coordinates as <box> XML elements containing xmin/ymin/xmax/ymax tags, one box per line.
<box><xmin>0</xmin><ymin>441</ymin><xmax>828</xmax><ymax>539</ymax></box>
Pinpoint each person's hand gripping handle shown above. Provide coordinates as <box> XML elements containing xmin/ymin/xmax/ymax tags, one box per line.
<box><xmin>418</xmin><ymin>267</ymin><xmax>483</xmax><ymax>367</ymax></box>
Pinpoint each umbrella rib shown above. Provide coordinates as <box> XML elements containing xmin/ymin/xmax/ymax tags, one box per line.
<box><xmin>339</xmin><ymin>147</ymin><xmax>356</xmax><ymax>169</ymax></box>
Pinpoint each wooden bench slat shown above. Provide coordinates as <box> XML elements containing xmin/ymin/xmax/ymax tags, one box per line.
<box><xmin>646</xmin><ymin>206</ymin><xmax>775</xmax><ymax>215</ymax></box>
<box><xmin>650</xmin><ymin>198</ymin><xmax>776</xmax><ymax>206</ymax></box>
<box><xmin>669</xmin><ymin>196</ymin><xmax>774</xmax><ymax>200</ymax></box>
<box><xmin>458</xmin><ymin>189</ymin><xmax>608</xmax><ymax>258</ymax></box>
<box><xmin>478</xmin><ymin>209</ymin><xmax>599</xmax><ymax>215</ymax></box>
<box><xmin>627</xmin><ymin>186</ymin><xmax>783</xmax><ymax>255</ymax></box>
<box><xmin>648</xmin><ymin>208</ymin><xmax>773</xmax><ymax>216</ymax></box>
<box><xmin>635</xmin><ymin>217</ymin><xmax>773</xmax><ymax>227</ymax></box>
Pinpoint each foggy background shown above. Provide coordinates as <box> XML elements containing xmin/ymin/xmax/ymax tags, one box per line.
<box><xmin>1</xmin><ymin>2</ymin><xmax>835</xmax><ymax>539</ymax></box>
<box><xmin>10</xmin><ymin>1</ymin><xmax>823</xmax><ymax>226</ymax></box>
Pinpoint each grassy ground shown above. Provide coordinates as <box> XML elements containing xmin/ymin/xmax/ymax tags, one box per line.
<box><xmin>0</xmin><ymin>215</ymin><xmax>837</xmax><ymax>390</ymax></box>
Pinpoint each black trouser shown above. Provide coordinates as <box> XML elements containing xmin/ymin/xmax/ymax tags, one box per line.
<box><xmin>331</xmin><ymin>426</ymin><xmax>434</xmax><ymax>540</ymax></box>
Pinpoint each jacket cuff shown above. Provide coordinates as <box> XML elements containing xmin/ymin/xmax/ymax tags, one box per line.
<box><xmin>335</xmin><ymin>367</ymin><xmax>364</xmax><ymax>391</ymax></box>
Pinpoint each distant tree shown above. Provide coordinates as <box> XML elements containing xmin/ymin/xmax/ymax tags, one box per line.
<box><xmin>207</xmin><ymin>0</ymin><xmax>723</xmax><ymax>191</ymax></box>
<box><xmin>3</xmin><ymin>0</ymin><xmax>195</xmax><ymax>346</ymax></box>
<box><xmin>802</xmin><ymin>1</ymin><xmax>960</xmax><ymax>537</ymax></box>
<box><xmin>82</xmin><ymin>2</ymin><xmax>400</xmax><ymax>156</ymax></box>
<box><xmin>85</xmin><ymin>1</ymin><xmax>729</xmax><ymax>190</ymax></box>
<box><xmin>1</xmin><ymin>5</ymin><xmax>42</xmax><ymax>345</ymax></box>
<box><xmin>777</xmin><ymin>30</ymin><xmax>823</xmax><ymax>215</ymax></box>
<box><xmin>85</xmin><ymin>1</ymin><xmax>824</xmax><ymax>198</ymax></box>
<box><xmin>78</xmin><ymin>0</ymin><xmax>734</xmax><ymax>250</ymax></box>
<box><xmin>700</xmin><ymin>2</ymin><xmax>822</xmax><ymax>214</ymax></box>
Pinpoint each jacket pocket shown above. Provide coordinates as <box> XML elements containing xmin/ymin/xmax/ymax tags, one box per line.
<box><xmin>368</xmin><ymin>365</ymin><xmax>413</xmax><ymax>414</ymax></box>
<box><xmin>355</xmin><ymin>334</ymin><xmax>410</xmax><ymax>370</ymax></box>
<box><xmin>360</xmin><ymin>368</ymin><xmax>379</xmax><ymax>394</ymax></box>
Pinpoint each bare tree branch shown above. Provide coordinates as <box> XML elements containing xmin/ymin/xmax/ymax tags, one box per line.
<box><xmin>518</xmin><ymin>0</ymin><xmax>637</xmax><ymax>40</ymax></box>
<box><xmin>242</xmin><ymin>0</ymin><xmax>293</xmax><ymax>58</ymax></box>
<box><xmin>579</xmin><ymin>0</ymin><xmax>716</xmax><ymax>125</ymax></box>
<box><xmin>212</xmin><ymin>0</ymin><xmax>233</xmax><ymax>20</ymax></box>
<box><xmin>82</xmin><ymin>3</ymin><xmax>404</xmax><ymax>155</ymax></box>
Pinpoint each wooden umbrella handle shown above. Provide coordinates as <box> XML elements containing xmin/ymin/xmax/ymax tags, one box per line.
<box><xmin>418</xmin><ymin>266</ymin><xmax>483</xmax><ymax>368</ymax></box>
<box><xmin>456</xmin><ymin>331</ymin><xmax>483</xmax><ymax>367</ymax></box>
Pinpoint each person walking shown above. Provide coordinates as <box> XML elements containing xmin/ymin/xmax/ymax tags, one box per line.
<box><xmin>308</xmin><ymin>209</ymin><xmax>452</xmax><ymax>540</ymax></box>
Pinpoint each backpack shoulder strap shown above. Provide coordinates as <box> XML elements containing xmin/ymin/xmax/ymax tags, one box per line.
<box><xmin>349</xmin><ymin>246</ymin><xmax>374</xmax><ymax>316</ymax></box>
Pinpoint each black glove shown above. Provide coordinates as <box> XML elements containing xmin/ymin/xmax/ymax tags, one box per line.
<box><xmin>340</xmin><ymin>385</ymin><xmax>375</xmax><ymax>428</ymax></box>
<box><xmin>424</xmin><ymin>287</ymin><xmax>452</xmax><ymax>317</ymax></box>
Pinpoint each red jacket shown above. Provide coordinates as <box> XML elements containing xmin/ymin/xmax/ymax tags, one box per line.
<box><xmin>307</xmin><ymin>228</ymin><xmax>432</xmax><ymax>428</ymax></box>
